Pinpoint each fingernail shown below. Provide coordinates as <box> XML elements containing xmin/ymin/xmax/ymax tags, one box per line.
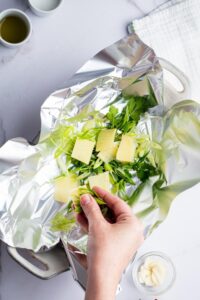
<box><xmin>80</xmin><ymin>194</ymin><xmax>91</xmax><ymax>206</ymax></box>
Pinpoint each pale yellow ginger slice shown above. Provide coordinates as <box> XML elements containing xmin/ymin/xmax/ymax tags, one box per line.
<box><xmin>71</xmin><ymin>138</ymin><xmax>95</xmax><ymax>164</ymax></box>
<box><xmin>88</xmin><ymin>171</ymin><xmax>110</xmax><ymax>191</ymax></box>
<box><xmin>96</xmin><ymin>129</ymin><xmax>116</xmax><ymax>152</ymax></box>
<box><xmin>98</xmin><ymin>142</ymin><xmax>119</xmax><ymax>163</ymax></box>
<box><xmin>54</xmin><ymin>175</ymin><xmax>79</xmax><ymax>203</ymax></box>
<box><xmin>116</xmin><ymin>135</ymin><xmax>137</xmax><ymax>163</ymax></box>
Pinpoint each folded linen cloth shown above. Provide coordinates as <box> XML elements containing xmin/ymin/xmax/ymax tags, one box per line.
<box><xmin>129</xmin><ymin>0</ymin><xmax>200</xmax><ymax>100</ymax></box>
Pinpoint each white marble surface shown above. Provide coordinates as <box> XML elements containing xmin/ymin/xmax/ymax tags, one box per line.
<box><xmin>1</xmin><ymin>0</ymin><xmax>200</xmax><ymax>300</ymax></box>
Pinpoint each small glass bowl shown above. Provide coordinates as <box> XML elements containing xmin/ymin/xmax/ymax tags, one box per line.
<box><xmin>132</xmin><ymin>251</ymin><xmax>176</xmax><ymax>296</ymax></box>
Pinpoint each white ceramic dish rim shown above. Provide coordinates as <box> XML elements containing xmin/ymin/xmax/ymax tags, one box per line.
<box><xmin>0</xmin><ymin>8</ymin><xmax>32</xmax><ymax>47</ymax></box>
<box><xmin>28</xmin><ymin>0</ymin><xmax>63</xmax><ymax>14</ymax></box>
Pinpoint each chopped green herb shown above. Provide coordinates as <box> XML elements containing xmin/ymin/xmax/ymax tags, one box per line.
<box><xmin>51</xmin><ymin>82</ymin><xmax>163</xmax><ymax>232</ymax></box>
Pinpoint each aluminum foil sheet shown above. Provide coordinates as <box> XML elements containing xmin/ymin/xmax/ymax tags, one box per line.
<box><xmin>0</xmin><ymin>34</ymin><xmax>199</xmax><ymax>252</ymax></box>
<box><xmin>63</xmin><ymin>99</ymin><xmax>200</xmax><ymax>255</ymax></box>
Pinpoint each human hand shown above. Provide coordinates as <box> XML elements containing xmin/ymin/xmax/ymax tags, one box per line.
<box><xmin>75</xmin><ymin>187</ymin><xmax>144</xmax><ymax>300</ymax></box>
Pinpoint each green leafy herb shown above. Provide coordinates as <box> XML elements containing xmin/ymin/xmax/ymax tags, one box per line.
<box><xmin>72</xmin><ymin>186</ymin><xmax>106</xmax><ymax>213</ymax></box>
<box><xmin>51</xmin><ymin>212</ymin><xmax>75</xmax><ymax>232</ymax></box>
<box><xmin>49</xmin><ymin>125</ymin><xmax>76</xmax><ymax>158</ymax></box>
<box><xmin>50</xmin><ymin>82</ymin><xmax>163</xmax><ymax>233</ymax></box>
<box><xmin>106</xmin><ymin>80</ymin><xmax>158</xmax><ymax>133</ymax></box>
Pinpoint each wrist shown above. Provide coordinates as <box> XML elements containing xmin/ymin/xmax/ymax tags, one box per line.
<box><xmin>89</xmin><ymin>260</ymin><xmax>121</xmax><ymax>284</ymax></box>
<box><xmin>85</xmin><ymin>264</ymin><xmax>120</xmax><ymax>300</ymax></box>
<box><xmin>86</xmin><ymin>272</ymin><xmax>117</xmax><ymax>300</ymax></box>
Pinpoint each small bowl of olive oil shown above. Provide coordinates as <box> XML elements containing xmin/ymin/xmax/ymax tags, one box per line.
<box><xmin>0</xmin><ymin>9</ymin><xmax>32</xmax><ymax>48</ymax></box>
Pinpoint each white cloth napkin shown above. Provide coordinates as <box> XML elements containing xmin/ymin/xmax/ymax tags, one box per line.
<box><xmin>130</xmin><ymin>0</ymin><xmax>200</xmax><ymax>100</ymax></box>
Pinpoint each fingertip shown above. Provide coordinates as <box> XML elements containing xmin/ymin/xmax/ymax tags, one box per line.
<box><xmin>92</xmin><ymin>186</ymin><xmax>106</xmax><ymax>196</ymax></box>
<box><xmin>92</xmin><ymin>186</ymin><xmax>100</xmax><ymax>193</ymax></box>
<box><xmin>93</xmin><ymin>187</ymin><xmax>132</xmax><ymax>218</ymax></box>
<box><xmin>80</xmin><ymin>194</ymin><xmax>91</xmax><ymax>206</ymax></box>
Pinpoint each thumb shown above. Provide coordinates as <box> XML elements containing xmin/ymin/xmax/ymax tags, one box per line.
<box><xmin>80</xmin><ymin>194</ymin><xmax>104</xmax><ymax>225</ymax></box>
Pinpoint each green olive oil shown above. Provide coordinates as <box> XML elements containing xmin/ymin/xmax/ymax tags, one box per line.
<box><xmin>0</xmin><ymin>15</ymin><xmax>28</xmax><ymax>44</ymax></box>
